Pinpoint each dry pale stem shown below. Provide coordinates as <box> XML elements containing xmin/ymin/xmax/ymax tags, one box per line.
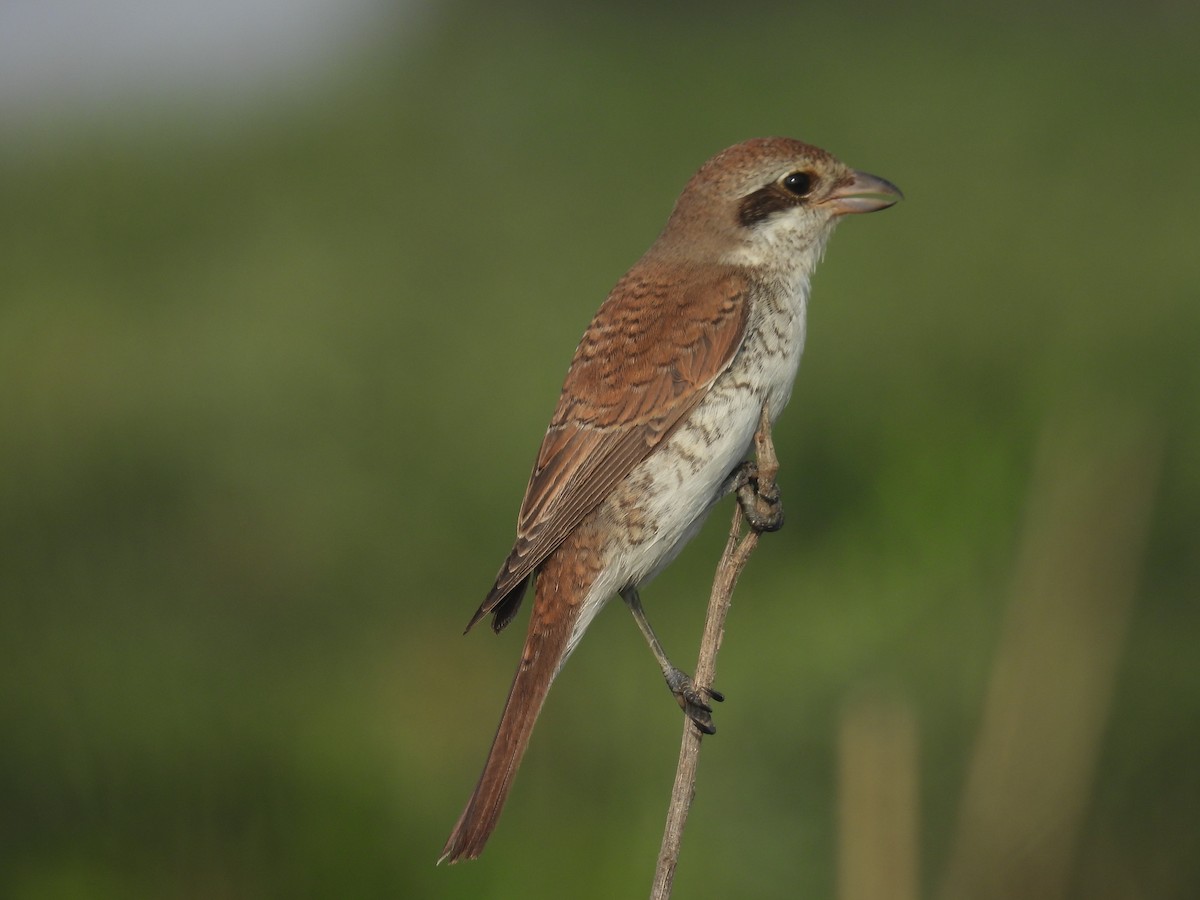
<box><xmin>649</xmin><ymin>403</ymin><xmax>779</xmax><ymax>900</ymax></box>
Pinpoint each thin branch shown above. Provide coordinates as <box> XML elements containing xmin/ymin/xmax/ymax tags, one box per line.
<box><xmin>650</xmin><ymin>403</ymin><xmax>780</xmax><ymax>900</ymax></box>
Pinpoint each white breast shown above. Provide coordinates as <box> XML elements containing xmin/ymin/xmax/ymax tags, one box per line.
<box><xmin>561</xmin><ymin>276</ymin><xmax>811</xmax><ymax>660</ymax></box>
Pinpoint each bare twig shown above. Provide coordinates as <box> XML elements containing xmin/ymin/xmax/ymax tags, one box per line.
<box><xmin>650</xmin><ymin>403</ymin><xmax>780</xmax><ymax>900</ymax></box>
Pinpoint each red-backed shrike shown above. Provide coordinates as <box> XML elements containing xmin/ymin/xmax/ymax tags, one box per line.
<box><xmin>440</xmin><ymin>137</ymin><xmax>901</xmax><ymax>863</ymax></box>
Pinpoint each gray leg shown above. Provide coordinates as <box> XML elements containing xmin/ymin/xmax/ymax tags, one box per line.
<box><xmin>620</xmin><ymin>587</ymin><xmax>724</xmax><ymax>734</ymax></box>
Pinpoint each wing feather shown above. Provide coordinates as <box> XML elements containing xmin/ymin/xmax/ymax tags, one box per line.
<box><xmin>466</xmin><ymin>263</ymin><xmax>751</xmax><ymax>632</ymax></box>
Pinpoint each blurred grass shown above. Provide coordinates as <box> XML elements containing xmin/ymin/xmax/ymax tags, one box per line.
<box><xmin>2</xmin><ymin>1</ymin><xmax>1198</xmax><ymax>897</ymax></box>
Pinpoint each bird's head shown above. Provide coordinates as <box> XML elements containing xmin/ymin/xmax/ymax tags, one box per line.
<box><xmin>657</xmin><ymin>137</ymin><xmax>902</xmax><ymax>275</ymax></box>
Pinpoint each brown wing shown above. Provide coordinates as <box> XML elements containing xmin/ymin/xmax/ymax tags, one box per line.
<box><xmin>466</xmin><ymin>263</ymin><xmax>752</xmax><ymax>632</ymax></box>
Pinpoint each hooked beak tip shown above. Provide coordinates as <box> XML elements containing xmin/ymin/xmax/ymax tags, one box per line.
<box><xmin>825</xmin><ymin>170</ymin><xmax>903</xmax><ymax>215</ymax></box>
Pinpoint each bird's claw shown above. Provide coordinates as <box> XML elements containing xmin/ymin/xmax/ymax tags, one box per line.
<box><xmin>666</xmin><ymin>667</ymin><xmax>723</xmax><ymax>735</ymax></box>
<box><xmin>732</xmin><ymin>461</ymin><xmax>784</xmax><ymax>532</ymax></box>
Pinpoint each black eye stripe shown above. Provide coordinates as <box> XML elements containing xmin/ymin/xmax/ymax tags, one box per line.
<box><xmin>737</xmin><ymin>187</ymin><xmax>794</xmax><ymax>227</ymax></box>
<box><xmin>737</xmin><ymin>171</ymin><xmax>818</xmax><ymax>227</ymax></box>
<box><xmin>737</xmin><ymin>170</ymin><xmax>820</xmax><ymax>227</ymax></box>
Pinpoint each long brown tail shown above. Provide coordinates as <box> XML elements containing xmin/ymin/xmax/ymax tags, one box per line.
<box><xmin>439</xmin><ymin>531</ymin><xmax>598</xmax><ymax>864</ymax></box>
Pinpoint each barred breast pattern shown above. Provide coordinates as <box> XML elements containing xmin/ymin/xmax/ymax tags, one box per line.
<box><xmin>560</xmin><ymin>277</ymin><xmax>810</xmax><ymax>660</ymax></box>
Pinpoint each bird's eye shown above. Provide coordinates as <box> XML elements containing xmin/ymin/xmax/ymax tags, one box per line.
<box><xmin>782</xmin><ymin>171</ymin><xmax>814</xmax><ymax>197</ymax></box>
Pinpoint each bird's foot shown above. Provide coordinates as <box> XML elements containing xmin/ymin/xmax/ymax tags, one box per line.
<box><xmin>731</xmin><ymin>461</ymin><xmax>784</xmax><ymax>532</ymax></box>
<box><xmin>665</xmin><ymin>667</ymin><xmax>724</xmax><ymax>735</ymax></box>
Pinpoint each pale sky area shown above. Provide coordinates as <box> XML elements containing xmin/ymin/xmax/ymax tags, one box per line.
<box><xmin>0</xmin><ymin>0</ymin><xmax>421</xmax><ymax>121</ymax></box>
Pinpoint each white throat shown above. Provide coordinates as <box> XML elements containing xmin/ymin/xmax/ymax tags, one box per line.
<box><xmin>723</xmin><ymin>215</ymin><xmax>837</xmax><ymax>296</ymax></box>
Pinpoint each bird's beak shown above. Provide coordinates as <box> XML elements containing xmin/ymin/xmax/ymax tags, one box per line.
<box><xmin>823</xmin><ymin>170</ymin><xmax>904</xmax><ymax>215</ymax></box>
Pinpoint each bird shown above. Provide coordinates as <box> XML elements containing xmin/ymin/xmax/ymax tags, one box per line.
<box><xmin>439</xmin><ymin>137</ymin><xmax>901</xmax><ymax>864</ymax></box>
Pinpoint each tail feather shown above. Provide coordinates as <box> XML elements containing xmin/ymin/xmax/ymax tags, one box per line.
<box><xmin>439</xmin><ymin>534</ymin><xmax>594</xmax><ymax>864</ymax></box>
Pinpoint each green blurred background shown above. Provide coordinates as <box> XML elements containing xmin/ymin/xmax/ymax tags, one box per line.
<box><xmin>2</xmin><ymin>1</ymin><xmax>1198</xmax><ymax>897</ymax></box>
